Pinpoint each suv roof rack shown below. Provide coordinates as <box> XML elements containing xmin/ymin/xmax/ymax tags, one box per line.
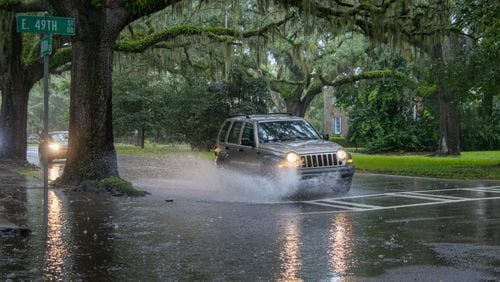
<box><xmin>229</xmin><ymin>113</ymin><xmax>250</xmax><ymax>118</ymax></box>
<box><xmin>267</xmin><ymin>112</ymin><xmax>294</xmax><ymax>116</ymax></box>
<box><xmin>229</xmin><ymin>113</ymin><xmax>295</xmax><ymax>119</ymax></box>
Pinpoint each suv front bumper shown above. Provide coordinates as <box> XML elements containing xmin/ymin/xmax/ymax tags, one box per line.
<box><xmin>299</xmin><ymin>164</ymin><xmax>354</xmax><ymax>179</ymax></box>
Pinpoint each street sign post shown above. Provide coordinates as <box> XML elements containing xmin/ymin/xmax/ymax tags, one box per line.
<box><xmin>16</xmin><ymin>14</ymin><xmax>75</xmax><ymax>231</ymax></box>
<box><xmin>16</xmin><ymin>15</ymin><xmax>75</xmax><ymax>35</ymax></box>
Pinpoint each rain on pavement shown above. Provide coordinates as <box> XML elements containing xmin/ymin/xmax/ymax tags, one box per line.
<box><xmin>0</xmin><ymin>148</ymin><xmax>499</xmax><ymax>280</ymax></box>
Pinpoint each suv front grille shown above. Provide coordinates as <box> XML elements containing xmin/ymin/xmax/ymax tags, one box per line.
<box><xmin>300</xmin><ymin>153</ymin><xmax>341</xmax><ymax>168</ymax></box>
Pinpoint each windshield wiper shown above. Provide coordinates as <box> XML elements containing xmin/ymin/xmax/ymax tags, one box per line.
<box><xmin>295</xmin><ymin>136</ymin><xmax>313</xmax><ymax>140</ymax></box>
<box><xmin>262</xmin><ymin>138</ymin><xmax>280</xmax><ymax>142</ymax></box>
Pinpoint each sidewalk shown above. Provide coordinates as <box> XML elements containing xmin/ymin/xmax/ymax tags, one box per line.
<box><xmin>0</xmin><ymin>167</ymin><xmax>32</xmax><ymax>237</ymax></box>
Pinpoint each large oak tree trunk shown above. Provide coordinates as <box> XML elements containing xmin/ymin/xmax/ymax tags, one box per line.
<box><xmin>433</xmin><ymin>40</ymin><xmax>461</xmax><ymax>155</ymax></box>
<box><xmin>286</xmin><ymin>98</ymin><xmax>307</xmax><ymax>117</ymax></box>
<box><xmin>0</xmin><ymin>10</ymin><xmax>41</xmax><ymax>161</ymax></box>
<box><xmin>437</xmin><ymin>85</ymin><xmax>460</xmax><ymax>155</ymax></box>
<box><xmin>285</xmin><ymin>85</ymin><xmax>321</xmax><ymax>118</ymax></box>
<box><xmin>59</xmin><ymin>3</ymin><xmax>128</xmax><ymax>184</ymax></box>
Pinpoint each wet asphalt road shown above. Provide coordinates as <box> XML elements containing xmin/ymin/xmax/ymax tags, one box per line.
<box><xmin>0</xmin><ymin>149</ymin><xmax>499</xmax><ymax>280</ymax></box>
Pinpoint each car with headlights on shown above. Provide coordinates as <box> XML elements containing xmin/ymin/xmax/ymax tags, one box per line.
<box><xmin>38</xmin><ymin>131</ymin><xmax>68</xmax><ymax>163</ymax></box>
<box><xmin>214</xmin><ymin>114</ymin><xmax>354</xmax><ymax>193</ymax></box>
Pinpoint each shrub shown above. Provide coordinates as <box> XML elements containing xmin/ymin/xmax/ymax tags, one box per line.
<box><xmin>99</xmin><ymin>177</ymin><xmax>148</xmax><ymax>196</ymax></box>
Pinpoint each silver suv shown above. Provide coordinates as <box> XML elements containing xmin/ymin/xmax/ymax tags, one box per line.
<box><xmin>215</xmin><ymin>114</ymin><xmax>354</xmax><ymax>192</ymax></box>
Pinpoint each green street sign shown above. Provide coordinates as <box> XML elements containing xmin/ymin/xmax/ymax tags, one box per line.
<box><xmin>40</xmin><ymin>36</ymin><xmax>52</xmax><ymax>56</ymax></box>
<box><xmin>16</xmin><ymin>15</ymin><xmax>75</xmax><ymax>35</ymax></box>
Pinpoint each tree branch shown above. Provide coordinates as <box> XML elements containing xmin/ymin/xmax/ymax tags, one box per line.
<box><xmin>115</xmin><ymin>14</ymin><xmax>295</xmax><ymax>53</ymax></box>
<box><xmin>322</xmin><ymin>69</ymin><xmax>415</xmax><ymax>88</ymax></box>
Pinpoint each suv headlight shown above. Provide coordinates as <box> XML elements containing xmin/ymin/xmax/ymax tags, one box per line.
<box><xmin>286</xmin><ymin>152</ymin><xmax>299</xmax><ymax>163</ymax></box>
<box><xmin>278</xmin><ymin>152</ymin><xmax>301</xmax><ymax>168</ymax></box>
<box><xmin>337</xmin><ymin>149</ymin><xmax>353</xmax><ymax>164</ymax></box>
<box><xmin>336</xmin><ymin>149</ymin><xmax>347</xmax><ymax>161</ymax></box>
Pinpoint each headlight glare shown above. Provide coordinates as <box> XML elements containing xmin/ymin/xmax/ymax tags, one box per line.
<box><xmin>286</xmin><ymin>152</ymin><xmax>299</xmax><ymax>163</ymax></box>
<box><xmin>336</xmin><ymin>149</ymin><xmax>347</xmax><ymax>160</ymax></box>
<box><xmin>48</xmin><ymin>142</ymin><xmax>60</xmax><ymax>151</ymax></box>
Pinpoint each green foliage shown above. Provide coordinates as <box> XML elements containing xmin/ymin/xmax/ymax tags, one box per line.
<box><xmin>453</xmin><ymin>0</ymin><xmax>500</xmax><ymax>151</ymax></box>
<box><xmin>165</xmin><ymin>74</ymin><xmax>230</xmax><ymax>150</ymax></box>
<box><xmin>99</xmin><ymin>177</ymin><xmax>147</xmax><ymax>196</ymax></box>
<box><xmin>30</xmin><ymin>0</ymin><xmax>499</xmax><ymax>157</ymax></box>
<box><xmin>276</xmin><ymin>83</ymin><xmax>296</xmax><ymax>100</ymax></box>
<box><xmin>329</xmin><ymin>134</ymin><xmax>352</xmax><ymax>147</ymax></box>
<box><xmin>347</xmin><ymin>80</ymin><xmax>437</xmax><ymax>153</ymax></box>
<box><xmin>112</xmin><ymin>68</ymin><xmax>164</xmax><ymax>144</ymax></box>
<box><xmin>225</xmin><ymin>64</ymin><xmax>272</xmax><ymax>114</ymax></box>
<box><xmin>460</xmin><ymin>97</ymin><xmax>500</xmax><ymax>150</ymax></box>
<box><xmin>21</xmin><ymin>33</ymin><xmax>39</xmax><ymax>68</ymax></box>
<box><xmin>160</xmin><ymin>62</ymin><xmax>271</xmax><ymax>150</ymax></box>
<box><xmin>28</xmin><ymin>73</ymin><xmax>70</xmax><ymax>134</ymax></box>
<box><xmin>305</xmin><ymin>93</ymin><xmax>324</xmax><ymax>132</ymax></box>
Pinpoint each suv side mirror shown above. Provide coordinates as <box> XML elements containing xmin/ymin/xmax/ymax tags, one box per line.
<box><xmin>240</xmin><ymin>138</ymin><xmax>255</xmax><ymax>147</ymax></box>
<box><xmin>323</xmin><ymin>134</ymin><xmax>330</xmax><ymax>141</ymax></box>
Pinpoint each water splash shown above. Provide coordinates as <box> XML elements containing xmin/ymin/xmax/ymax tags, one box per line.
<box><xmin>121</xmin><ymin>155</ymin><xmax>301</xmax><ymax>203</ymax></box>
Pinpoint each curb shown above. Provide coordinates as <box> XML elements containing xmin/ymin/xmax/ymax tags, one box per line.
<box><xmin>0</xmin><ymin>218</ymin><xmax>31</xmax><ymax>237</ymax></box>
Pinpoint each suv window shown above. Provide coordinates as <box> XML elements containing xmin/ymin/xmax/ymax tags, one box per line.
<box><xmin>241</xmin><ymin>122</ymin><xmax>255</xmax><ymax>143</ymax></box>
<box><xmin>227</xmin><ymin>121</ymin><xmax>243</xmax><ymax>144</ymax></box>
<box><xmin>218</xmin><ymin>121</ymin><xmax>231</xmax><ymax>142</ymax></box>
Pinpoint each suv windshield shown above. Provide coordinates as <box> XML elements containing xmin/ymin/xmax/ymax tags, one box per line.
<box><xmin>258</xmin><ymin>120</ymin><xmax>321</xmax><ymax>142</ymax></box>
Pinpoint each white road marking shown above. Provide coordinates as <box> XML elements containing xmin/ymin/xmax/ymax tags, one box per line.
<box><xmin>465</xmin><ymin>187</ymin><xmax>500</xmax><ymax>193</ymax></box>
<box><xmin>400</xmin><ymin>191</ymin><xmax>468</xmax><ymax>201</ymax></box>
<box><xmin>301</xmin><ymin>201</ymin><xmax>363</xmax><ymax>211</ymax></box>
<box><xmin>316</xmin><ymin>199</ymin><xmax>381</xmax><ymax>209</ymax></box>
<box><xmin>388</xmin><ymin>192</ymin><xmax>449</xmax><ymax>202</ymax></box>
<box><xmin>285</xmin><ymin>185</ymin><xmax>500</xmax><ymax>215</ymax></box>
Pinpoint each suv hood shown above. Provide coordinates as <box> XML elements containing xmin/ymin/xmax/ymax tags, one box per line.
<box><xmin>259</xmin><ymin>140</ymin><xmax>343</xmax><ymax>155</ymax></box>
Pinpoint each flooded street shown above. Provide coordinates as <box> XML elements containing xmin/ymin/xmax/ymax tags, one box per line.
<box><xmin>1</xmin><ymin>151</ymin><xmax>500</xmax><ymax>280</ymax></box>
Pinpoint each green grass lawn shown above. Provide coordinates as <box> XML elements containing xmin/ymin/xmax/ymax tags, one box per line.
<box><xmin>351</xmin><ymin>151</ymin><xmax>500</xmax><ymax>180</ymax></box>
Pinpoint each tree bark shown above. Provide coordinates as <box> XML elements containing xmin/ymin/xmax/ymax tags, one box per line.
<box><xmin>58</xmin><ymin>2</ymin><xmax>129</xmax><ymax>183</ymax></box>
<box><xmin>140</xmin><ymin>128</ymin><xmax>145</xmax><ymax>149</ymax></box>
<box><xmin>323</xmin><ymin>87</ymin><xmax>333</xmax><ymax>135</ymax></box>
<box><xmin>479</xmin><ymin>92</ymin><xmax>493</xmax><ymax>119</ymax></box>
<box><xmin>0</xmin><ymin>10</ymin><xmax>41</xmax><ymax>161</ymax></box>
<box><xmin>437</xmin><ymin>85</ymin><xmax>460</xmax><ymax>155</ymax></box>
<box><xmin>286</xmin><ymin>98</ymin><xmax>306</xmax><ymax>117</ymax></box>
<box><xmin>433</xmin><ymin>40</ymin><xmax>460</xmax><ymax>155</ymax></box>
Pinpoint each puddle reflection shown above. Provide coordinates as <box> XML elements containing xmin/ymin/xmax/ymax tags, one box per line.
<box><xmin>279</xmin><ymin>218</ymin><xmax>303</xmax><ymax>281</ymax></box>
<box><xmin>329</xmin><ymin>214</ymin><xmax>356</xmax><ymax>276</ymax></box>
<box><xmin>44</xmin><ymin>190</ymin><xmax>70</xmax><ymax>278</ymax></box>
<box><xmin>48</xmin><ymin>164</ymin><xmax>63</xmax><ymax>181</ymax></box>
